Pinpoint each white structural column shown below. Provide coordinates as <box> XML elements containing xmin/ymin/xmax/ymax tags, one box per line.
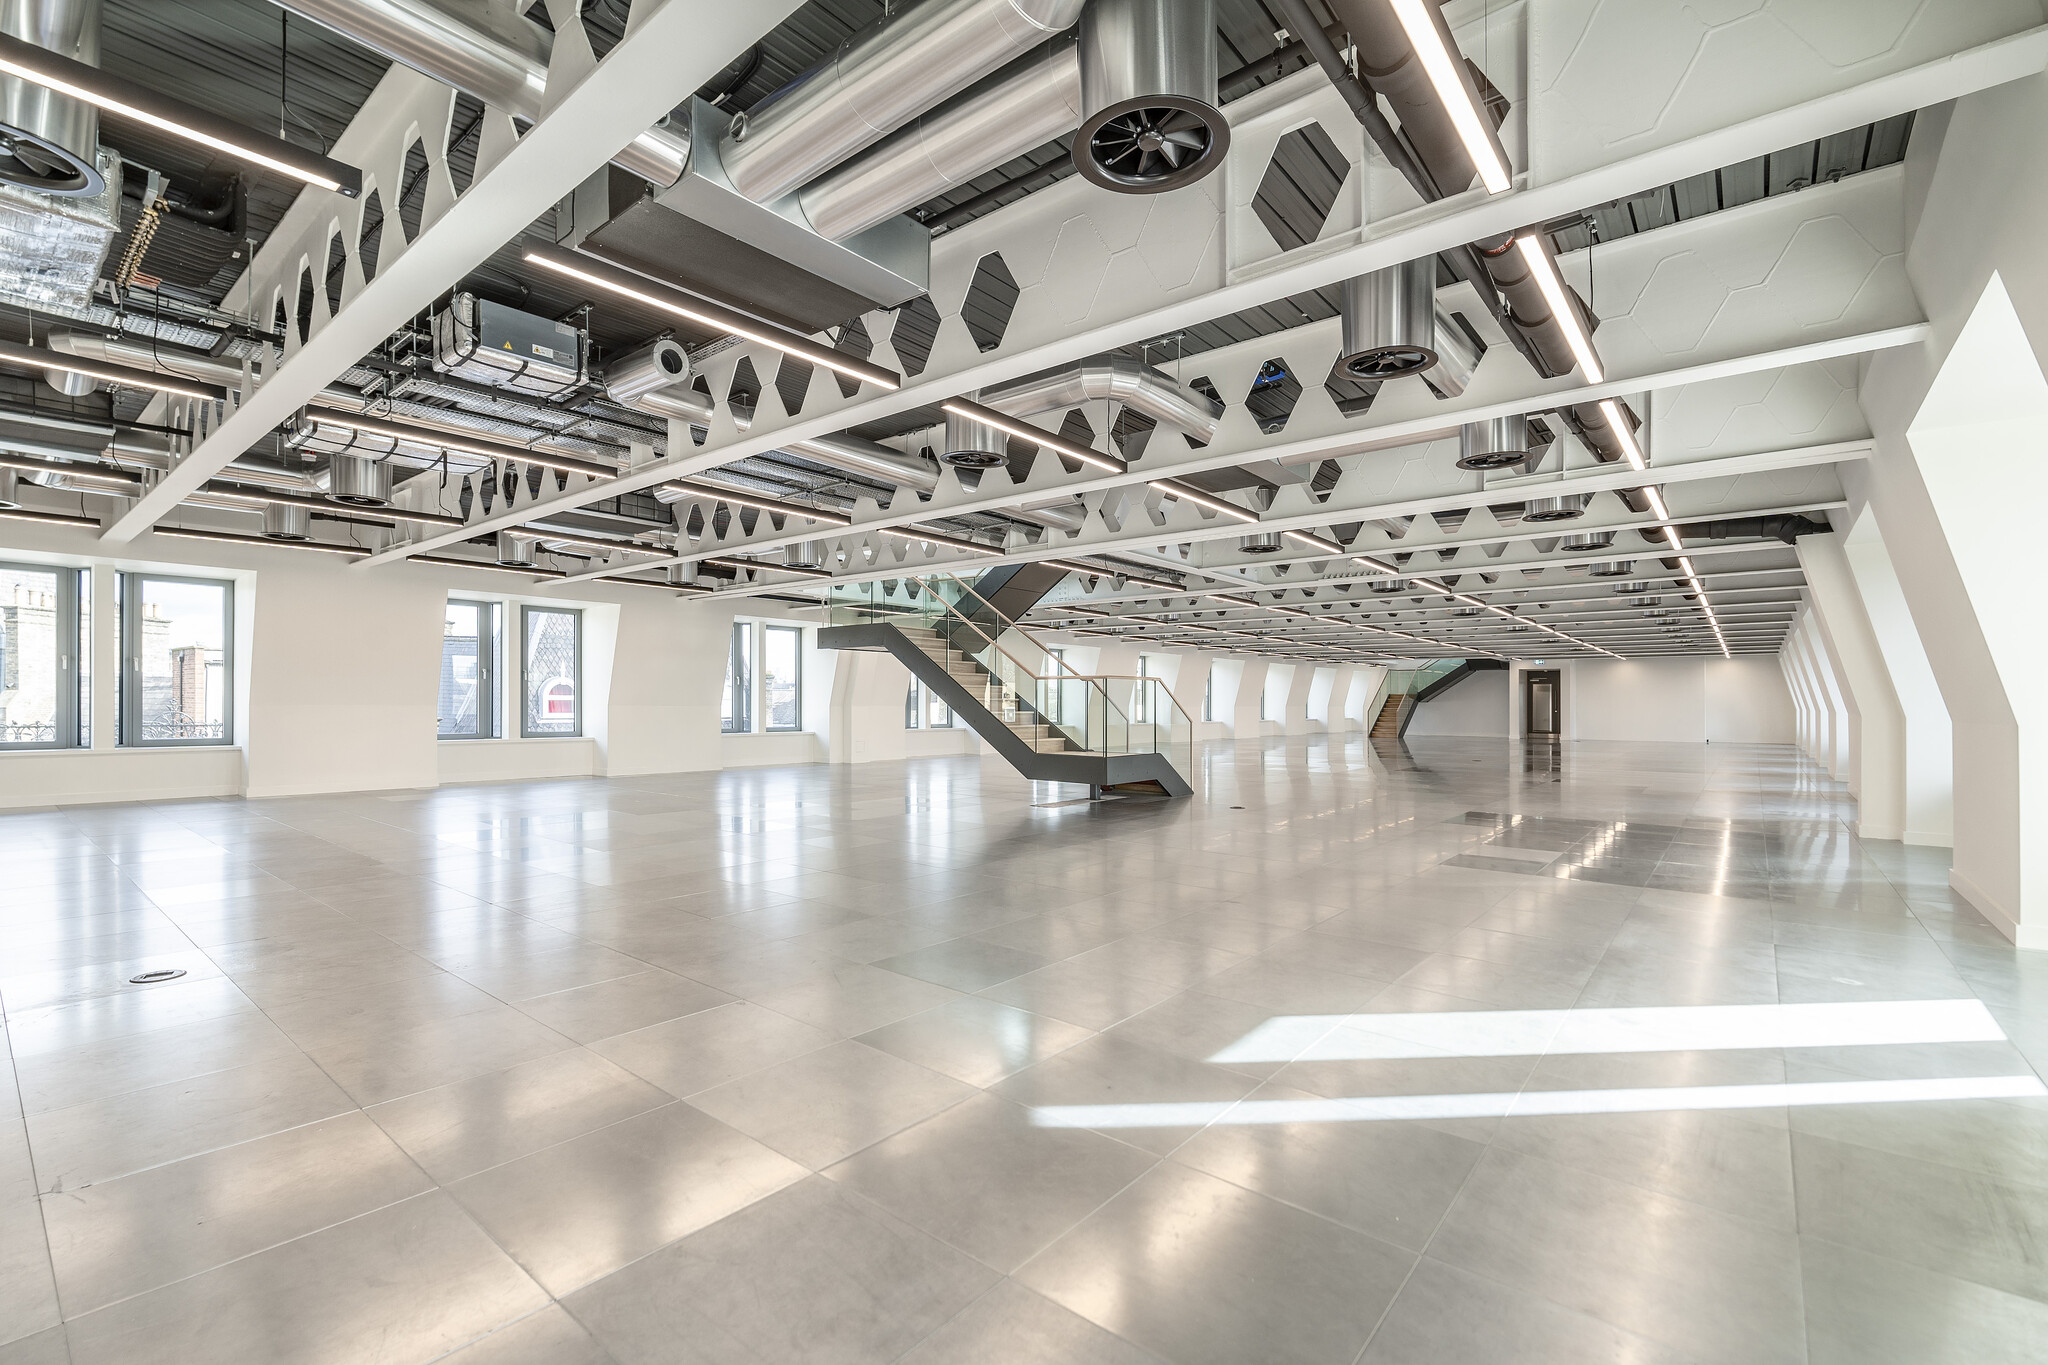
<box><xmin>1841</xmin><ymin>513</ymin><xmax>1953</xmax><ymax>846</ymax></box>
<box><xmin>1802</xmin><ymin>533</ymin><xmax>1908</xmax><ymax>838</ymax></box>
<box><xmin>1787</xmin><ymin>621</ymin><xmax>1836</xmax><ymax>775</ymax></box>
<box><xmin>1801</xmin><ymin>614</ymin><xmax>1853</xmax><ymax>780</ymax></box>
<box><xmin>1780</xmin><ymin>642</ymin><xmax>1812</xmax><ymax>758</ymax></box>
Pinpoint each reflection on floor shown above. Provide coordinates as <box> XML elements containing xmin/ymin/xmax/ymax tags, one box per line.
<box><xmin>3</xmin><ymin>735</ymin><xmax>2045</xmax><ymax>1365</ymax></box>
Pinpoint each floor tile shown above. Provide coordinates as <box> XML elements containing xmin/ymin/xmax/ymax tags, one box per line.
<box><xmin>587</xmin><ymin>1001</ymin><xmax>836</xmax><ymax>1098</ymax></box>
<box><xmin>898</xmin><ymin>1279</ymin><xmax>1168</xmax><ymax>1365</ymax></box>
<box><xmin>687</xmin><ymin>1040</ymin><xmax>977</xmax><ymax>1169</ymax></box>
<box><xmin>854</xmin><ymin>997</ymin><xmax>1093</xmax><ymax>1086</ymax></box>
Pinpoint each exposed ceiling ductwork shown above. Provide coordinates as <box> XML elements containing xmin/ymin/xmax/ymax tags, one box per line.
<box><xmin>783</xmin><ymin>432</ymin><xmax>940</xmax><ymax>493</ymax></box>
<box><xmin>719</xmin><ymin>0</ymin><xmax>1084</xmax><ymax>208</ymax></box>
<box><xmin>1674</xmin><ymin>514</ymin><xmax>1832</xmax><ymax>544</ymax></box>
<box><xmin>976</xmin><ymin>354</ymin><xmax>1224</xmax><ymax>443</ymax></box>
<box><xmin>0</xmin><ymin>0</ymin><xmax>101</xmax><ymax>196</ymax></box>
<box><xmin>1074</xmin><ymin>0</ymin><xmax>1225</xmax><ymax>194</ymax></box>
<box><xmin>603</xmin><ymin>338</ymin><xmax>713</xmax><ymax>423</ymax></box>
<box><xmin>270</xmin><ymin>0</ymin><xmax>691</xmax><ymax>187</ymax></box>
<box><xmin>799</xmin><ymin>35</ymin><xmax>1082</xmax><ymax>243</ymax></box>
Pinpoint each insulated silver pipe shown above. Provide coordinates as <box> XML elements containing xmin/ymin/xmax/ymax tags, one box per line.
<box><xmin>720</xmin><ymin>0</ymin><xmax>1083</xmax><ymax>207</ymax></box>
<box><xmin>976</xmin><ymin>355</ymin><xmax>1223</xmax><ymax>442</ymax></box>
<box><xmin>48</xmin><ymin>333</ymin><xmax>372</xmax><ymax>412</ymax></box>
<box><xmin>268</xmin><ymin>0</ymin><xmax>690</xmax><ymax>185</ymax></box>
<box><xmin>1011</xmin><ymin>496</ymin><xmax>1085</xmax><ymax>532</ymax></box>
<box><xmin>800</xmin><ymin>37</ymin><xmax>1081</xmax><ymax>241</ymax></box>
<box><xmin>784</xmin><ymin>433</ymin><xmax>940</xmax><ymax>492</ymax></box>
<box><xmin>603</xmin><ymin>338</ymin><xmax>714</xmax><ymax>422</ymax></box>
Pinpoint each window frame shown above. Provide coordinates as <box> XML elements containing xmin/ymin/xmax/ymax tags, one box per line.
<box><xmin>721</xmin><ymin>620</ymin><xmax>753</xmax><ymax>734</ymax></box>
<box><xmin>762</xmin><ymin>624</ymin><xmax>803</xmax><ymax>733</ymax></box>
<box><xmin>438</xmin><ymin>598</ymin><xmax>500</xmax><ymax>741</ymax></box>
<box><xmin>1203</xmin><ymin>667</ymin><xmax>1213</xmax><ymax>723</ymax></box>
<box><xmin>0</xmin><ymin>560</ymin><xmax>83</xmax><ymax>750</ymax></box>
<box><xmin>119</xmin><ymin>571</ymin><xmax>234</xmax><ymax>749</ymax></box>
<box><xmin>519</xmin><ymin>604</ymin><xmax>583</xmax><ymax>739</ymax></box>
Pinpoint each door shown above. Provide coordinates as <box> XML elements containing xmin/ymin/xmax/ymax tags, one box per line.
<box><xmin>1526</xmin><ymin>670</ymin><xmax>1560</xmax><ymax>735</ymax></box>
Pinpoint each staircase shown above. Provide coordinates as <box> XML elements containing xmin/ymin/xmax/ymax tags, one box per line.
<box><xmin>821</xmin><ymin>575</ymin><xmax>1194</xmax><ymax>798</ymax></box>
<box><xmin>1370</xmin><ymin>694</ymin><xmax>1407</xmax><ymax>738</ymax></box>
<box><xmin>1368</xmin><ymin>660</ymin><xmax>1509</xmax><ymax>739</ymax></box>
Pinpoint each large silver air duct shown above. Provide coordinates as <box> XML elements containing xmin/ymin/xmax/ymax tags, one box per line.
<box><xmin>801</xmin><ymin>36</ymin><xmax>1081</xmax><ymax>242</ymax></box>
<box><xmin>977</xmin><ymin>355</ymin><xmax>1223</xmax><ymax>442</ymax></box>
<box><xmin>328</xmin><ymin>454</ymin><xmax>391</xmax><ymax>507</ymax></box>
<box><xmin>269</xmin><ymin>0</ymin><xmax>690</xmax><ymax>186</ymax></box>
<box><xmin>941</xmin><ymin>407</ymin><xmax>1007</xmax><ymax>468</ymax></box>
<box><xmin>1337</xmin><ymin>261</ymin><xmax>1435</xmax><ymax>380</ymax></box>
<box><xmin>0</xmin><ymin>467</ymin><xmax>18</xmax><ymax>508</ymax></box>
<box><xmin>785</xmin><ymin>433</ymin><xmax>940</xmax><ymax>492</ymax></box>
<box><xmin>0</xmin><ymin>0</ymin><xmax>102</xmax><ymax>196</ymax></box>
<box><xmin>1075</xmin><ymin>0</ymin><xmax>1225</xmax><ymax>193</ymax></box>
<box><xmin>262</xmin><ymin>503</ymin><xmax>312</xmax><ymax>541</ymax></box>
<box><xmin>1456</xmin><ymin>415</ymin><xmax>1529</xmax><ymax>470</ymax></box>
<box><xmin>719</xmin><ymin>0</ymin><xmax>1083</xmax><ymax>207</ymax></box>
<box><xmin>604</xmin><ymin>338</ymin><xmax>714</xmax><ymax>423</ymax></box>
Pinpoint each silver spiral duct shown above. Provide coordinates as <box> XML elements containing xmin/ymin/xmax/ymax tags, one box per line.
<box><xmin>784</xmin><ymin>433</ymin><xmax>940</xmax><ymax>492</ymax></box>
<box><xmin>1075</xmin><ymin>0</ymin><xmax>1225</xmax><ymax>193</ymax></box>
<box><xmin>604</xmin><ymin>338</ymin><xmax>714</xmax><ymax>422</ymax></box>
<box><xmin>801</xmin><ymin>36</ymin><xmax>1082</xmax><ymax>241</ymax></box>
<box><xmin>1011</xmin><ymin>495</ymin><xmax>1086</xmax><ymax>532</ymax></box>
<box><xmin>0</xmin><ymin>466</ymin><xmax>18</xmax><ymax>508</ymax></box>
<box><xmin>976</xmin><ymin>355</ymin><xmax>1223</xmax><ymax>442</ymax></box>
<box><xmin>0</xmin><ymin>0</ymin><xmax>103</xmax><ymax>196</ymax></box>
<box><xmin>1456</xmin><ymin>415</ymin><xmax>1529</xmax><ymax>470</ymax></box>
<box><xmin>721</xmin><ymin>0</ymin><xmax>1084</xmax><ymax>207</ymax></box>
<box><xmin>269</xmin><ymin>0</ymin><xmax>691</xmax><ymax>186</ymax></box>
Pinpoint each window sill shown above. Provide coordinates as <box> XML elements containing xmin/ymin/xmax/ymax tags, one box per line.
<box><xmin>0</xmin><ymin>745</ymin><xmax>243</xmax><ymax>758</ymax></box>
<box><xmin>437</xmin><ymin>735</ymin><xmax>588</xmax><ymax>745</ymax></box>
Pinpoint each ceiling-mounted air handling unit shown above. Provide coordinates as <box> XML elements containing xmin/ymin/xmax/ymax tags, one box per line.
<box><xmin>431</xmin><ymin>293</ymin><xmax>587</xmax><ymax>399</ymax></box>
<box><xmin>1075</xmin><ymin>0</ymin><xmax>1227</xmax><ymax>193</ymax></box>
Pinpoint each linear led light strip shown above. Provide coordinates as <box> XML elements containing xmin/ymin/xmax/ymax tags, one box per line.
<box><xmin>0</xmin><ymin>338</ymin><xmax>225</xmax><ymax>403</ymax></box>
<box><xmin>880</xmin><ymin>524</ymin><xmax>1002</xmax><ymax>556</ymax></box>
<box><xmin>1206</xmin><ymin>588</ymin><xmax>1481</xmax><ymax>658</ymax></box>
<box><xmin>1152</xmin><ymin>480</ymin><xmax>1260</xmax><ymax>523</ymax></box>
<box><xmin>1514</xmin><ymin>234</ymin><xmax>1603</xmax><ymax>382</ymax></box>
<box><xmin>409</xmin><ymin>553</ymin><xmax>568</xmax><ymax>579</ymax></box>
<box><xmin>152</xmin><ymin>524</ymin><xmax>369</xmax><ymax>556</ymax></box>
<box><xmin>1638</xmin><ymin>486</ymin><xmax>1731</xmax><ymax>658</ymax></box>
<box><xmin>523</xmin><ymin>245</ymin><xmax>900</xmax><ymax>391</ymax></box>
<box><xmin>661</xmin><ymin>480</ymin><xmax>851</xmax><ymax>527</ymax></box>
<box><xmin>1387</xmin><ymin>0</ymin><xmax>1512</xmax><ymax>194</ymax></box>
<box><xmin>0</xmin><ymin>33</ymin><xmax>361</xmax><ymax>195</ymax></box>
<box><xmin>310</xmin><ymin>410</ymin><xmax>619</xmax><ymax>481</ymax></box>
<box><xmin>700</xmin><ymin>554</ymin><xmax>833</xmax><ymax>580</ymax></box>
<box><xmin>942</xmin><ymin>400</ymin><xmax>1124</xmax><ymax>474</ymax></box>
<box><xmin>1042</xmin><ymin>558</ymin><xmax>1184</xmax><ymax>591</ymax></box>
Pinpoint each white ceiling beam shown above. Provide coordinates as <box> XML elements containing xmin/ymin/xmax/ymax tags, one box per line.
<box><xmin>102</xmin><ymin>0</ymin><xmax>802</xmax><ymax>541</ymax></box>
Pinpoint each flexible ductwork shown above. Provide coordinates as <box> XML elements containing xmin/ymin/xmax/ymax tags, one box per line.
<box><xmin>1325</xmin><ymin>0</ymin><xmax>1509</xmax><ymax>200</ymax></box>
<box><xmin>604</xmin><ymin>338</ymin><xmax>713</xmax><ymax>422</ymax></box>
<box><xmin>1673</xmin><ymin>514</ymin><xmax>1830</xmax><ymax>544</ymax></box>
<box><xmin>785</xmin><ymin>433</ymin><xmax>940</xmax><ymax>492</ymax></box>
<box><xmin>262</xmin><ymin>502</ymin><xmax>311</xmax><ymax>540</ymax></box>
<box><xmin>1456</xmin><ymin>414</ymin><xmax>1529</xmax><ymax>470</ymax></box>
<box><xmin>0</xmin><ymin>0</ymin><xmax>102</xmax><ymax>196</ymax></box>
<box><xmin>1075</xmin><ymin>0</ymin><xmax>1224</xmax><ymax>193</ymax></box>
<box><xmin>720</xmin><ymin>0</ymin><xmax>1083</xmax><ymax>207</ymax></box>
<box><xmin>976</xmin><ymin>354</ymin><xmax>1223</xmax><ymax>442</ymax></box>
<box><xmin>270</xmin><ymin>0</ymin><xmax>690</xmax><ymax>186</ymax></box>
<box><xmin>941</xmin><ymin>406</ymin><xmax>1007</xmax><ymax>468</ymax></box>
<box><xmin>328</xmin><ymin>453</ymin><xmax>391</xmax><ymax>507</ymax></box>
<box><xmin>800</xmin><ymin>35</ymin><xmax>1081</xmax><ymax>241</ymax></box>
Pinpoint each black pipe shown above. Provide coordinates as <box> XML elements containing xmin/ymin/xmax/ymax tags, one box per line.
<box><xmin>1674</xmin><ymin>515</ymin><xmax>1831</xmax><ymax>544</ymax></box>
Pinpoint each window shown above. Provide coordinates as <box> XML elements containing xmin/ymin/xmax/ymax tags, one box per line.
<box><xmin>120</xmin><ymin>573</ymin><xmax>231</xmax><ymax>746</ymax></box>
<box><xmin>1261</xmin><ymin>672</ymin><xmax>1278</xmax><ymax>722</ymax></box>
<box><xmin>438</xmin><ymin>600</ymin><xmax>499</xmax><ymax>738</ymax></box>
<box><xmin>722</xmin><ymin>621</ymin><xmax>752</xmax><ymax>733</ymax></box>
<box><xmin>1044</xmin><ymin>647</ymin><xmax>1065</xmax><ymax>724</ymax></box>
<box><xmin>0</xmin><ymin>562</ymin><xmax>83</xmax><ymax>748</ymax></box>
<box><xmin>763</xmin><ymin>625</ymin><xmax>802</xmax><ymax>731</ymax></box>
<box><xmin>1133</xmin><ymin>654</ymin><xmax>1154</xmax><ymax>724</ymax></box>
<box><xmin>904</xmin><ymin>678</ymin><xmax>952</xmax><ymax>729</ymax></box>
<box><xmin>1203</xmin><ymin>667</ymin><xmax>1213</xmax><ymax>723</ymax></box>
<box><xmin>520</xmin><ymin>605</ymin><xmax>581</xmax><ymax>737</ymax></box>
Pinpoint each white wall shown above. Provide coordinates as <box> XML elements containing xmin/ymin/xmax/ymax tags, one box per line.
<box><xmin>1406</xmin><ymin>669</ymin><xmax>1510</xmax><ymax>737</ymax></box>
<box><xmin>1565</xmin><ymin>656</ymin><xmax>1794</xmax><ymax>745</ymax></box>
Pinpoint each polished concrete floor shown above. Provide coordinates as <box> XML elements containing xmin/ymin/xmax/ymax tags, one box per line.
<box><xmin>3</xmin><ymin>736</ymin><xmax>2046</xmax><ymax>1364</ymax></box>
